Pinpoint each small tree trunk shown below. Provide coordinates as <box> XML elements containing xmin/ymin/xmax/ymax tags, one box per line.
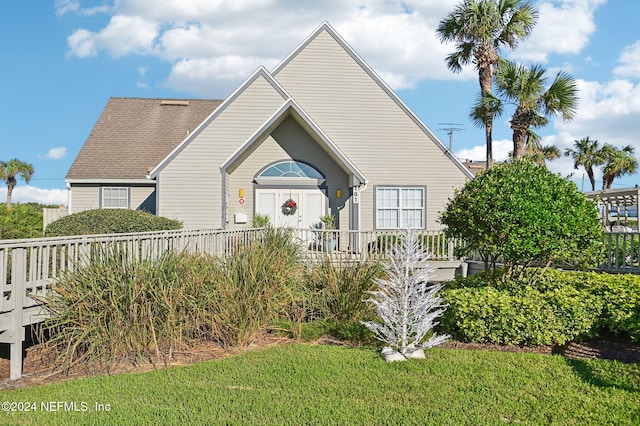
<box><xmin>586</xmin><ymin>168</ymin><xmax>596</xmax><ymax>191</ymax></box>
<box><xmin>512</xmin><ymin>128</ymin><xmax>528</xmax><ymax>160</ymax></box>
<box><xmin>485</xmin><ymin>124</ymin><xmax>494</xmax><ymax>170</ymax></box>
<box><xmin>6</xmin><ymin>183</ymin><xmax>14</xmax><ymax>210</ymax></box>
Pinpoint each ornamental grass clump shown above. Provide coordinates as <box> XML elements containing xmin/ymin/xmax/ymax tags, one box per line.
<box><xmin>362</xmin><ymin>229</ymin><xmax>449</xmax><ymax>362</ymax></box>
<box><xmin>208</xmin><ymin>226</ymin><xmax>304</xmax><ymax>347</ymax></box>
<box><xmin>37</xmin><ymin>227</ymin><xmax>305</xmax><ymax>369</ymax></box>
<box><xmin>39</xmin><ymin>246</ymin><xmax>216</xmax><ymax>371</ymax></box>
<box><xmin>304</xmin><ymin>257</ymin><xmax>385</xmax><ymax>324</ymax></box>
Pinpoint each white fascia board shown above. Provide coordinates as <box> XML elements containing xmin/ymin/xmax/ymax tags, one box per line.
<box><xmin>65</xmin><ymin>178</ymin><xmax>155</xmax><ymax>185</ymax></box>
<box><xmin>273</xmin><ymin>21</ymin><xmax>474</xmax><ymax>181</ymax></box>
<box><xmin>148</xmin><ymin>67</ymin><xmax>289</xmax><ymax>179</ymax></box>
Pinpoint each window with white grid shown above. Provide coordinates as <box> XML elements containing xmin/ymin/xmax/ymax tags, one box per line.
<box><xmin>101</xmin><ymin>187</ymin><xmax>129</xmax><ymax>209</ymax></box>
<box><xmin>376</xmin><ymin>187</ymin><xmax>424</xmax><ymax>229</ymax></box>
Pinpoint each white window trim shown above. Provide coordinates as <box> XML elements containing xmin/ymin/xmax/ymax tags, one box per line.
<box><xmin>101</xmin><ymin>187</ymin><xmax>130</xmax><ymax>209</ymax></box>
<box><xmin>375</xmin><ymin>186</ymin><xmax>425</xmax><ymax>230</ymax></box>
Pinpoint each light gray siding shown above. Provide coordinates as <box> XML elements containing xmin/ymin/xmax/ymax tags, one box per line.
<box><xmin>157</xmin><ymin>74</ymin><xmax>288</xmax><ymax>228</ymax></box>
<box><xmin>274</xmin><ymin>30</ymin><xmax>469</xmax><ymax>230</ymax></box>
<box><xmin>69</xmin><ymin>184</ymin><xmax>100</xmax><ymax>213</ymax></box>
<box><xmin>70</xmin><ymin>184</ymin><xmax>156</xmax><ymax>214</ymax></box>
<box><xmin>131</xmin><ymin>186</ymin><xmax>156</xmax><ymax>214</ymax></box>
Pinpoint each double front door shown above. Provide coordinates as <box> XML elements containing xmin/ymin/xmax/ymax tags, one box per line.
<box><xmin>255</xmin><ymin>188</ymin><xmax>326</xmax><ymax>229</ymax></box>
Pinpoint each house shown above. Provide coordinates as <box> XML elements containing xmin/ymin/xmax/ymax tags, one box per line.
<box><xmin>66</xmin><ymin>22</ymin><xmax>473</xmax><ymax>231</ymax></box>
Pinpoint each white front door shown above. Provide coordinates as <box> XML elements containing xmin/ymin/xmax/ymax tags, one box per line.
<box><xmin>255</xmin><ymin>188</ymin><xmax>326</xmax><ymax>229</ymax></box>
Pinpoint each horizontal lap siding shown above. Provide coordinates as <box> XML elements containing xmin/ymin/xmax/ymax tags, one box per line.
<box><xmin>274</xmin><ymin>31</ymin><xmax>469</xmax><ymax>230</ymax></box>
<box><xmin>130</xmin><ymin>186</ymin><xmax>156</xmax><ymax>214</ymax></box>
<box><xmin>157</xmin><ymin>76</ymin><xmax>287</xmax><ymax>228</ymax></box>
<box><xmin>70</xmin><ymin>184</ymin><xmax>100</xmax><ymax>213</ymax></box>
<box><xmin>70</xmin><ymin>184</ymin><xmax>156</xmax><ymax>214</ymax></box>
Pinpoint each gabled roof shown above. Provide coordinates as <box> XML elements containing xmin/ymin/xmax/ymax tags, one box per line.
<box><xmin>273</xmin><ymin>22</ymin><xmax>475</xmax><ymax>180</ymax></box>
<box><xmin>221</xmin><ymin>99</ymin><xmax>367</xmax><ymax>186</ymax></box>
<box><xmin>66</xmin><ymin>97</ymin><xmax>222</xmax><ymax>181</ymax></box>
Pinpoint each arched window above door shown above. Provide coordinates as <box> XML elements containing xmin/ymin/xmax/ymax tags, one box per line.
<box><xmin>257</xmin><ymin>160</ymin><xmax>324</xmax><ymax>179</ymax></box>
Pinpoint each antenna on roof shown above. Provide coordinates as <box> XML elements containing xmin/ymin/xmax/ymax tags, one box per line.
<box><xmin>437</xmin><ymin>123</ymin><xmax>465</xmax><ymax>151</ymax></box>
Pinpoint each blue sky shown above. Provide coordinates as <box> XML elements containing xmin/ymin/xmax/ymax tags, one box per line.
<box><xmin>1</xmin><ymin>0</ymin><xmax>639</xmax><ymax>205</ymax></box>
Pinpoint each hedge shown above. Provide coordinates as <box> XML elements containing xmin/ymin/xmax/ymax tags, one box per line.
<box><xmin>441</xmin><ymin>268</ymin><xmax>640</xmax><ymax>345</ymax></box>
<box><xmin>45</xmin><ymin>209</ymin><xmax>182</xmax><ymax>237</ymax></box>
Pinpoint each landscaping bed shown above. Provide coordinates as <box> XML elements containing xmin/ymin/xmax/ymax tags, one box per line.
<box><xmin>2</xmin><ymin>332</ymin><xmax>639</xmax><ymax>392</ymax></box>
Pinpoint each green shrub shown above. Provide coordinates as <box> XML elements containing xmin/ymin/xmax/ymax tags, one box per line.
<box><xmin>439</xmin><ymin>160</ymin><xmax>603</xmax><ymax>278</ymax></box>
<box><xmin>589</xmin><ymin>274</ymin><xmax>640</xmax><ymax>341</ymax></box>
<box><xmin>45</xmin><ymin>208</ymin><xmax>182</xmax><ymax>236</ymax></box>
<box><xmin>0</xmin><ymin>202</ymin><xmax>57</xmax><ymax>239</ymax></box>
<box><xmin>441</xmin><ymin>285</ymin><xmax>602</xmax><ymax>346</ymax></box>
<box><xmin>251</xmin><ymin>214</ymin><xmax>271</xmax><ymax>228</ymax></box>
<box><xmin>444</xmin><ymin>268</ymin><xmax>640</xmax><ymax>344</ymax></box>
<box><xmin>522</xmin><ymin>268</ymin><xmax>640</xmax><ymax>341</ymax></box>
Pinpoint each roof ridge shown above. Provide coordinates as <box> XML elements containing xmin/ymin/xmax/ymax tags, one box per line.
<box><xmin>108</xmin><ymin>96</ymin><xmax>224</xmax><ymax>101</ymax></box>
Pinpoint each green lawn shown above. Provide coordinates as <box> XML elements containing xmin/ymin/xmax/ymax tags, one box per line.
<box><xmin>1</xmin><ymin>344</ymin><xmax>639</xmax><ymax>425</ymax></box>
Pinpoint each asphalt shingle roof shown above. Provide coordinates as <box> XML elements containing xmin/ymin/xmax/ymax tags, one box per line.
<box><xmin>66</xmin><ymin>97</ymin><xmax>222</xmax><ymax>180</ymax></box>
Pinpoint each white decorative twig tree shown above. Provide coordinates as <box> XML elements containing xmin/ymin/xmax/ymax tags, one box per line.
<box><xmin>362</xmin><ymin>229</ymin><xmax>450</xmax><ymax>362</ymax></box>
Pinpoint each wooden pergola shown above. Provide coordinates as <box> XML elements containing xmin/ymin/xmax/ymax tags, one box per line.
<box><xmin>585</xmin><ymin>187</ymin><xmax>640</xmax><ymax>231</ymax></box>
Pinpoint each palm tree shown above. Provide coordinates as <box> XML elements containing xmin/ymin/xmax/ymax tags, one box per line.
<box><xmin>524</xmin><ymin>143</ymin><xmax>561</xmax><ymax>166</ymax></box>
<box><xmin>602</xmin><ymin>145</ymin><xmax>638</xmax><ymax>190</ymax></box>
<box><xmin>494</xmin><ymin>61</ymin><xmax>578</xmax><ymax>160</ymax></box>
<box><xmin>0</xmin><ymin>158</ymin><xmax>35</xmax><ymax>210</ymax></box>
<box><xmin>564</xmin><ymin>137</ymin><xmax>605</xmax><ymax>191</ymax></box>
<box><xmin>437</xmin><ymin>0</ymin><xmax>538</xmax><ymax>169</ymax></box>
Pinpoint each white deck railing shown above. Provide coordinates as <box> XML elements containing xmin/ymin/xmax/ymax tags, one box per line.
<box><xmin>602</xmin><ymin>231</ymin><xmax>640</xmax><ymax>272</ymax></box>
<box><xmin>291</xmin><ymin>228</ymin><xmax>459</xmax><ymax>261</ymax></box>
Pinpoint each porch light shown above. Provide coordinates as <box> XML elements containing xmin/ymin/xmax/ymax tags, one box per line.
<box><xmin>336</xmin><ymin>189</ymin><xmax>342</xmax><ymax>199</ymax></box>
<box><xmin>239</xmin><ymin>188</ymin><xmax>245</xmax><ymax>198</ymax></box>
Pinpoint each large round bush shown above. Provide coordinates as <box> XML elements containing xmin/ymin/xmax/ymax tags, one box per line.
<box><xmin>45</xmin><ymin>208</ymin><xmax>182</xmax><ymax>236</ymax></box>
<box><xmin>439</xmin><ymin>160</ymin><xmax>603</xmax><ymax>276</ymax></box>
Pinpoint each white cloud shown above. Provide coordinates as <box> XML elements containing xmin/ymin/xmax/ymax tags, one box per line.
<box><xmin>67</xmin><ymin>29</ymin><xmax>98</xmax><ymax>58</ymax></box>
<box><xmin>513</xmin><ymin>0</ymin><xmax>606</xmax><ymax>63</ymax></box>
<box><xmin>55</xmin><ymin>0</ymin><xmax>109</xmax><ymax>16</ymax></box>
<box><xmin>0</xmin><ymin>186</ymin><xmax>68</xmax><ymax>206</ymax></box>
<box><xmin>64</xmin><ymin>0</ymin><xmax>476</xmax><ymax>95</ymax></box>
<box><xmin>67</xmin><ymin>15</ymin><xmax>159</xmax><ymax>58</ymax></box>
<box><xmin>54</xmin><ymin>0</ymin><xmax>79</xmax><ymax>16</ymax></box>
<box><xmin>613</xmin><ymin>40</ymin><xmax>640</xmax><ymax>79</ymax></box>
<box><xmin>45</xmin><ymin>147</ymin><xmax>67</xmax><ymax>160</ymax></box>
<box><xmin>556</xmin><ymin>79</ymin><xmax>640</xmax><ymax>143</ymax></box>
<box><xmin>455</xmin><ymin>139</ymin><xmax>513</xmax><ymax>163</ymax></box>
<box><xmin>165</xmin><ymin>55</ymin><xmax>276</xmax><ymax>96</ymax></box>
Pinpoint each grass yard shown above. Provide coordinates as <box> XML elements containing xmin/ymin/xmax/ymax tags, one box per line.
<box><xmin>1</xmin><ymin>344</ymin><xmax>639</xmax><ymax>425</ymax></box>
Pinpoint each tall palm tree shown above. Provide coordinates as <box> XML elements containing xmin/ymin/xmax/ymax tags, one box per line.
<box><xmin>564</xmin><ymin>137</ymin><xmax>605</xmax><ymax>191</ymax></box>
<box><xmin>602</xmin><ymin>145</ymin><xmax>638</xmax><ymax>190</ymax></box>
<box><xmin>0</xmin><ymin>158</ymin><xmax>35</xmax><ymax>210</ymax></box>
<box><xmin>437</xmin><ymin>0</ymin><xmax>538</xmax><ymax>169</ymax></box>
<box><xmin>494</xmin><ymin>61</ymin><xmax>578</xmax><ymax>160</ymax></box>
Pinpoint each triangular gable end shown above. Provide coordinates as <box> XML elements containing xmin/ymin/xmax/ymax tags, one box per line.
<box><xmin>221</xmin><ymin>98</ymin><xmax>367</xmax><ymax>186</ymax></box>
<box><xmin>148</xmin><ymin>67</ymin><xmax>290</xmax><ymax>179</ymax></box>
<box><xmin>272</xmin><ymin>21</ymin><xmax>474</xmax><ymax>180</ymax></box>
